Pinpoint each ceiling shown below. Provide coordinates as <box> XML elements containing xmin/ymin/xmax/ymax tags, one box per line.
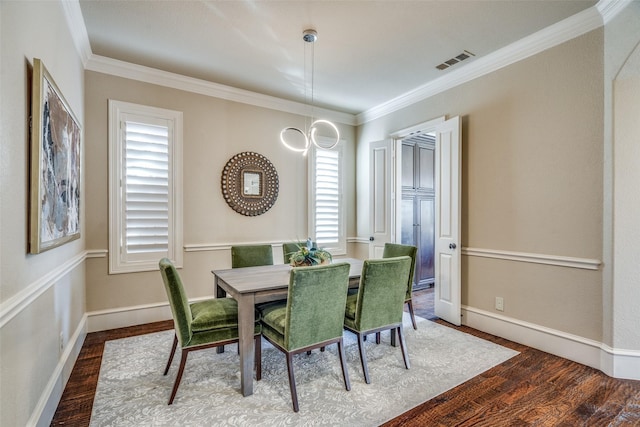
<box><xmin>78</xmin><ymin>1</ymin><xmax>597</xmax><ymax>116</ymax></box>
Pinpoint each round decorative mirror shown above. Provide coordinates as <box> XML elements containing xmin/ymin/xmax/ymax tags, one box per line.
<box><xmin>221</xmin><ymin>152</ymin><xmax>279</xmax><ymax>216</ymax></box>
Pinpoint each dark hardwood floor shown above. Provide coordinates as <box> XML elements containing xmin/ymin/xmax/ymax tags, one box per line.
<box><xmin>51</xmin><ymin>288</ymin><xmax>640</xmax><ymax>426</ymax></box>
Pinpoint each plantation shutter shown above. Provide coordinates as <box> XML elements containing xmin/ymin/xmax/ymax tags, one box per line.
<box><xmin>314</xmin><ymin>148</ymin><xmax>340</xmax><ymax>246</ymax></box>
<box><xmin>123</xmin><ymin>120</ymin><xmax>169</xmax><ymax>255</ymax></box>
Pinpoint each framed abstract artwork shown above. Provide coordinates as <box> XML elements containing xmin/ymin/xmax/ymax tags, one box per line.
<box><xmin>29</xmin><ymin>58</ymin><xmax>81</xmax><ymax>253</ymax></box>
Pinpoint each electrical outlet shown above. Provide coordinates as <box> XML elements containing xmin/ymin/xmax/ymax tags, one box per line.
<box><xmin>495</xmin><ymin>297</ymin><xmax>504</xmax><ymax>312</ymax></box>
<box><xmin>59</xmin><ymin>332</ymin><xmax>64</xmax><ymax>353</ymax></box>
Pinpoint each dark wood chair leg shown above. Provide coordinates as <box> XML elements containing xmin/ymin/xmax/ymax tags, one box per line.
<box><xmin>306</xmin><ymin>350</ymin><xmax>312</xmax><ymax>355</ymax></box>
<box><xmin>286</xmin><ymin>353</ymin><xmax>299</xmax><ymax>412</ymax></box>
<box><xmin>163</xmin><ymin>334</ymin><xmax>178</xmax><ymax>375</ymax></box>
<box><xmin>168</xmin><ymin>349</ymin><xmax>189</xmax><ymax>405</ymax></box>
<box><xmin>397</xmin><ymin>326</ymin><xmax>411</xmax><ymax>370</ymax></box>
<box><xmin>337</xmin><ymin>339</ymin><xmax>351</xmax><ymax>391</ymax></box>
<box><xmin>407</xmin><ymin>300</ymin><xmax>418</xmax><ymax>330</ymax></box>
<box><xmin>376</xmin><ymin>332</ymin><xmax>381</xmax><ymax>344</ymax></box>
<box><xmin>320</xmin><ymin>346</ymin><xmax>325</xmax><ymax>352</ymax></box>
<box><xmin>356</xmin><ymin>333</ymin><xmax>370</xmax><ymax>384</ymax></box>
<box><xmin>255</xmin><ymin>335</ymin><xmax>262</xmax><ymax>381</ymax></box>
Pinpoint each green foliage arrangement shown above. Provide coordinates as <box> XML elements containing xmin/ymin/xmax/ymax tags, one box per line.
<box><xmin>288</xmin><ymin>242</ymin><xmax>332</xmax><ymax>266</ymax></box>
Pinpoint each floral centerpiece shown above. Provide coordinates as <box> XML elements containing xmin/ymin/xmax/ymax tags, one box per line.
<box><xmin>288</xmin><ymin>240</ymin><xmax>332</xmax><ymax>267</ymax></box>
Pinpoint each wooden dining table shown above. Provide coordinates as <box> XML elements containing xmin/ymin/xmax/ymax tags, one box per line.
<box><xmin>212</xmin><ymin>258</ymin><xmax>364</xmax><ymax>397</ymax></box>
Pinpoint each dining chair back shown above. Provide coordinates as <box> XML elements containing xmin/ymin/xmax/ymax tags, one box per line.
<box><xmin>260</xmin><ymin>262</ymin><xmax>351</xmax><ymax>412</ymax></box>
<box><xmin>231</xmin><ymin>244</ymin><xmax>274</xmax><ymax>268</ymax></box>
<box><xmin>344</xmin><ymin>256</ymin><xmax>412</xmax><ymax>384</ymax></box>
<box><xmin>159</xmin><ymin>258</ymin><xmax>261</xmax><ymax>404</ymax></box>
<box><xmin>383</xmin><ymin>243</ymin><xmax>418</xmax><ymax>329</ymax></box>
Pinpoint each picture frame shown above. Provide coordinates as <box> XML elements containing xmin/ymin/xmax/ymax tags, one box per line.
<box><xmin>29</xmin><ymin>58</ymin><xmax>82</xmax><ymax>254</ymax></box>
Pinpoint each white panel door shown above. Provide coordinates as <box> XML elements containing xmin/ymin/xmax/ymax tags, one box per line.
<box><xmin>434</xmin><ymin>116</ymin><xmax>462</xmax><ymax>325</ymax></box>
<box><xmin>369</xmin><ymin>139</ymin><xmax>393</xmax><ymax>259</ymax></box>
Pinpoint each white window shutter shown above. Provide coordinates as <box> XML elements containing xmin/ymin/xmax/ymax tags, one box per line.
<box><xmin>124</xmin><ymin>121</ymin><xmax>170</xmax><ymax>254</ymax></box>
<box><xmin>109</xmin><ymin>100</ymin><xmax>183</xmax><ymax>274</ymax></box>
<box><xmin>315</xmin><ymin>149</ymin><xmax>340</xmax><ymax>246</ymax></box>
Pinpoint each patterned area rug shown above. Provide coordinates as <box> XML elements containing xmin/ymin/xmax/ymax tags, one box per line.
<box><xmin>90</xmin><ymin>314</ymin><xmax>518</xmax><ymax>426</ymax></box>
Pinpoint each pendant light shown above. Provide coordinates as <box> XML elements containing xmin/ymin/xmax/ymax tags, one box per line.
<box><xmin>280</xmin><ymin>29</ymin><xmax>340</xmax><ymax>156</ymax></box>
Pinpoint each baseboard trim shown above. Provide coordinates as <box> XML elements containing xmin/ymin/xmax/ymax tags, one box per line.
<box><xmin>87</xmin><ymin>302</ymin><xmax>173</xmax><ymax>333</ymax></box>
<box><xmin>30</xmin><ymin>315</ymin><xmax>87</xmax><ymax>427</ymax></box>
<box><xmin>462</xmin><ymin>305</ymin><xmax>640</xmax><ymax>380</ymax></box>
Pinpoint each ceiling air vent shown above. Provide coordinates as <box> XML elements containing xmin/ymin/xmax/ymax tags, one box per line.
<box><xmin>436</xmin><ymin>50</ymin><xmax>475</xmax><ymax>70</ymax></box>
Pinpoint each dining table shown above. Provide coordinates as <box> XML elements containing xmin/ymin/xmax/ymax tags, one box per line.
<box><xmin>212</xmin><ymin>257</ymin><xmax>364</xmax><ymax>397</ymax></box>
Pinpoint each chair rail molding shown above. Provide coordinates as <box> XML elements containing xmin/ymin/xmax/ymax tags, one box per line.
<box><xmin>462</xmin><ymin>247</ymin><xmax>602</xmax><ymax>270</ymax></box>
<box><xmin>0</xmin><ymin>251</ymin><xmax>87</xmax><ymax>328</ymax></box>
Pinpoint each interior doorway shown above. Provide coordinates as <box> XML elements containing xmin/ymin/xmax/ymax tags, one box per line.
<box><xmin>399</xmin><ymin>132</ymin><xmax>436</xmax><ymax>291</ymax></box>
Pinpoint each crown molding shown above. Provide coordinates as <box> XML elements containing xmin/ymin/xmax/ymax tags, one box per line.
<box><xmin>61</xmin><ymin>0</ymin><xmax>92</xmax><ymax>66</ymax></box>
<box><xmin>64</xmin><ymin>0</ymin><xmax>628</xmax><ymax>128</ymax></box>
<box><xmin>86</xmin><ymin>55</ymin><xmax>356</xmax><ymax>126</ymax></box>
<box><xmin>597</xmin><ymin>0</ymin><xmax>635</xmax><ymax>24</ymax></box>
<box><xmin>356</xmin><ymin>4</ymin><xmax>605</xmax><ymax>125</ymax></box>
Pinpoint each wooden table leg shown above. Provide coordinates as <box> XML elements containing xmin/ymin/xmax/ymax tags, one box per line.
<box><xmin>236</xmin><ymin>293</ymin><xmax>255</xmax><ymax>396</ymax></box>
<box><xmin>215</xmin><ymin>276</ymin><xmax>227</xmax><ymax>354</ymax></box>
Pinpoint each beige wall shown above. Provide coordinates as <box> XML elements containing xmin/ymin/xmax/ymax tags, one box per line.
<box><xmin>0</xmin><ymin>1</ymin><xmax>86</xmax><ymax>426</ymax></box>
<box><xmin>357</xmin><ymin>30</ymin><xmax>605</xmax><ymax>340</ymax></box>
<box><xmin>84</xmin><ymin>71</ymin><xmax>357</xmax><ymax>312</ymax></box>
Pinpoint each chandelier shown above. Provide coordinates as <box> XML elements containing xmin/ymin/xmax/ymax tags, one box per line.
<box><xmin>280</xmin><ymin>29</ymin><xmax>340</xmax><ymax>156</ymax></box>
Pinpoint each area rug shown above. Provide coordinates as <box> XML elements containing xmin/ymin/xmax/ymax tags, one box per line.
<box><xmin>90</xmin><ymin>314</ymin><xmax>518</xmax><ymax>426</ymax></box>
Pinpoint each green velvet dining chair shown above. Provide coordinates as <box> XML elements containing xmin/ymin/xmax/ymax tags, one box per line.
<box><xmin>260</xmin><ymin>262</ymin><xmax>352</xmax><ymax>412</ymax></box>
<box><xmin>344</xmin><ymin>256</ymin><xmax>412</xmax><ymax>384</ymax></box>
<box><xmin>383</xmin><ymin>243</ymin><xmax>418</xmax><ymax>329</ymax></box>
<box><xmin>158</xmin><ymin>258</ymin><xmax>262</xmax><ymax>404</ymax></box>
<box><xmin>231</xmin><ymin>244</ymin><xmax>274</xmax><ymax>268</ymax></box>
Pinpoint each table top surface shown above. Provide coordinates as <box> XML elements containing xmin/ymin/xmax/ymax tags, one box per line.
<box><xmin>212</xmin><ymin>258</ymin><xmax>364</xmax><ymax>294</ymax></box>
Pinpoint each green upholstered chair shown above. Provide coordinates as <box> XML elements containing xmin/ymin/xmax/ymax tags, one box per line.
<box><xmin>159</xmin><ymin>258</ymin><xmax>261</xmax><ymax>405</ymax></box>
<box><xmin>383</xmin><ymin>243</ymin><xmax>418</xmax><ymax>330</ymax></box>
<box><xmin>260</xmin><ymin>262</ymin><xmax>351</xmax><ymax>412</ymax></box>
<box><xmin>231</xmin><ymin>244</ymin><xmax>274</xmax><ymax>268</ymax></box>
<box><xmin>282</xmin><ymin>241</ymin><xmax>315</xmax><ymax>265</ymax></box>
<box><xmin>344</xmin><ymin>256</ymin><xmax>412</xmax><ymax>384</ymax></box>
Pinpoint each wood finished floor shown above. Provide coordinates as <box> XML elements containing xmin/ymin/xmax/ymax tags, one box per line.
<box><xmin>51</xmin><ymin>288</ymin><xmax>640</xmax><ymax>426</ymax></box>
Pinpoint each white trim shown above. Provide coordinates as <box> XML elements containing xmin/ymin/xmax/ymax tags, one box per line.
<box><xmin>87</xmin><ymin>302</ymin><xmax>173</xmax><ymax>333</ymax></box>
<box><xmin>347</xmin><ymin>236</ymin><xmax>370</xmax><ymax>244</ymax></box>
<box><xmin>600</xmin><ymin>343</ymin><xmax>640</xmax><ymax>380</ymax></box>
<box><xmin>86</xmin><ymin>296</ymin><xmax>210</xmax><ymax>333</ymax></box>
<box><xmin>29</xmin><ymin>315</ymin><xmax>87</xmax><ymax>427</ymax></box>
<box><xmin>0</xmin><ymin>252</ymin><xmax>86</xmax><ymax>328</ymax></box>
<box><xmin>349</xmin><ymin>241</ymin><xmax>602</xmax><ymax>270</ymax></box>
<box><xmin>462</xmin><ymin>306</ymin><xmax>640</xmax><ymax>381</ymax></box>
<box><xmin>108</xmin><ymin>100</ymin><xmax>184</xmax><ymax>274</ymax></box>
<box><xmin>463</xmin><ymin>247</ymin><xmax>602</xmax><ymax>270</ymax></box>
<box><xmin>357</xmin><ymin>5</ymin><xmax>604</xmax><ymax>124</ymax></box>
<box><xmin>65</xmin><ymin>0</ymin><xmax>629</xmax><ymax>128</ymax></box>
<box><xmin>598</xmin><ymin>0</ymin><xmax>635</xmax><ymax>24</ymax></box>
<box><xmin>61</xmin><ymin>0</ymin><xmax>91</xmax><ymax>66</ymax></box>
<box><xmin>87</xmin><ymin>55</ymin><xmax>356</xmax><ymax>126</ymax></box>
<box><xmin>86</xmin><ymin>249</ymin><xmax>108</xmax><ymax>258</ymax></box>
<box><xmin>389</xmin><ymin>116</ymin><xmax>446</xmax><ymax>138</ymax></box>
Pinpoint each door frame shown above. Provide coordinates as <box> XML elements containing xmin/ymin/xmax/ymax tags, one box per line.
<box><xmin>389</xmin><ymin>116</ymin><xmax>462</xmax><ymax>325</ymax></box>
<box><xmin>390</xmin><ymin>117</ymin><xmax>445</xmax><ymax>242</ymax></box>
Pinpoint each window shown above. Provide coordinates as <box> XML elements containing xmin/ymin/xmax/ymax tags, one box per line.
<box><xmin>109</xmin><ymin>100</ymin><xmax>183</xmax><ymax>273</ymax></box>
<box><xmin>309</xmin><ymin>141</ymin><xmax>346</xmax><ymax>255</ymax></box>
